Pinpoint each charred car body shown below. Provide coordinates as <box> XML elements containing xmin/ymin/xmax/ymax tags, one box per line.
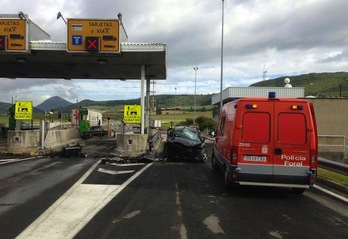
<box><xmin>165</xmin><ymin>126</ymin><xmax>208</xmax><ymax>162</ymax></box>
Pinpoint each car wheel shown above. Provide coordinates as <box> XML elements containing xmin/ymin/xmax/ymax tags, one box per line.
<box><xmin>200</xmin><ymin>149</ymin><xmax>208</xmax><ymax>163</ymax></box>
<box><xmin>211</xmin><ymin>154</ymin><xmax>220</xmax><ymax>171</ymax></box>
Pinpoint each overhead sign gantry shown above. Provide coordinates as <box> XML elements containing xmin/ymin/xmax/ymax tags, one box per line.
<box><xmin>67</xmin><ymin>19</ymin><xmax>120</xmax><ymax>53</ymax></box>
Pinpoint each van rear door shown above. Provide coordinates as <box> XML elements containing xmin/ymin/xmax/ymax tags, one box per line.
<box><xmin>273</xmin><ymin>101</ymin><xmax>312</xmax><ymax>185</ymax></box>
<box><xmin>237</xmin><ymin>100</ymin><xmax>274</xmax><ymax>183</ymax></box>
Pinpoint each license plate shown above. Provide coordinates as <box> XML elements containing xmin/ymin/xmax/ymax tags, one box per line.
<box><xmin>243</xmin><ymin>155</ymin><xmax>267</xmax><ymax>162</ymax></box>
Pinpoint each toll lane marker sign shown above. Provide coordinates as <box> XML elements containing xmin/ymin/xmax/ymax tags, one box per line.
<box><xmin>15</xmin><ymin>101</ymin><xmax>32</xmax><ymax>120</ymax></box>
<box><xmin>0</xmin><ymin>19</ymin><xmax>27</xmax><ymax>51</ymax></box>
<box><xmin>124</xmin><ymin>105</ymin><xmax>141</xmax><ymax>124</ymax></box>
<box><xmin>67</xmin><ymin>19</ymin><xmax>120</xmax><ymax>53</ymax></box>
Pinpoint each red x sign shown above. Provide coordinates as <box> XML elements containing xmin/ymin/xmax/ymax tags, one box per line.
<box><xmin>85</xmin><ymin>36</ymin><xmax>99</xmax><ymax>52</ymax></box>
<box><xmin>0</xmin><ymin>36</ymin><xmax>6</xmax><ymax>50</ymax></box>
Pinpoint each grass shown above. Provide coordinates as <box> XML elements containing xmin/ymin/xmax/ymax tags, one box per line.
<box><xmin>317</xmin><ymin>168</ymin><xmax>348</xmax><ymax>187</ymax></box>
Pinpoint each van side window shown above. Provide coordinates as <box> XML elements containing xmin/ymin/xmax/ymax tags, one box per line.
<box><xmin>219</xmin><ymin>116</ymin><xmax>226</xmax><ymax>136</ymax></box>
<box><xmin>242</xmin><ymin>112</ymin><xmax>270</xmax><ymax>143</ymax></box>
<box><xmin>278</xmin><ymin>113</ymin><xmax>306</xmax><ymax>145</ymax></box>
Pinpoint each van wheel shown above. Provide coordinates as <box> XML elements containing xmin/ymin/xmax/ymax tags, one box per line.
<box><xmin>211</xmin><ymin>154</ymin><xmax>219</xmax><ymax>171</ymax></box>
<box><xmin>291</xmin><ymin>188</ymin><xmax>305</xmax><ymax>194</ymax></box>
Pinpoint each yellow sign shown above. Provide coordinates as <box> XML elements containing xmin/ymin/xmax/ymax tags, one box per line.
<box><xmin>67</xmin><ymin>19</ymin><xmax>120</xmax><ymax>53</ymax></box>
<box><xmin>0</xmin><ymin>19</ymin><xmax>27</xmax><ymax>51</ymax></box>
<box><xmin>15</xmin><ymin>101</ymin><xmax>32</xmax><ymax>120</ymax></box>
<box><xmin>124</xmin><ymin>105</ymin><xmax>142</xmax><ymax>124</ymax></box>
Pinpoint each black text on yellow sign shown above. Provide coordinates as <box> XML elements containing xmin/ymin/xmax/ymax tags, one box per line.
<box><xmin>0</xmin><ymin>19</ymin><xmax>27</xmax><ymax>51</ymax></box>
<box><xmin>15</xmin><ymin>101</ymin><xmax>33</xmax><ymax>120</ymax></box>
<box><xmin>123</xmin><ymin>105</ymin><xmax>141</xmax><ymax>124</ymax></box>
<box><xmin>67</xmin><ymin>19</ymin><xmax>120</xmax><ymax>53</ymax></box>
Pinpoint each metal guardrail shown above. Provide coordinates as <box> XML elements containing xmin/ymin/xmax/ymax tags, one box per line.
<box><xmin>318</xmin><ymin>157</ymin><xmax>348</xmax><ymax>176</ymax></box>
<box><xmin>148</xmin><ymin>131</ymin><xmax>162</xmax><ymax>151</ymax></box>
<box><xmin>317</xmin><ymin>135</ymin><xmax>348</xmax><ymax>176</ymax></box>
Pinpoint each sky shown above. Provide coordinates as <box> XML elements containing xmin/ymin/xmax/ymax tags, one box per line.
<box><xmin>1</xmin><ymin>0</ymin><xmax>348</xmax><ymax>106</ymax></box>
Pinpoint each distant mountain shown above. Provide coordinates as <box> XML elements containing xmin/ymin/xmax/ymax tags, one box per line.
<box><xmin>78</xmin><ymin>99</ymin><xmax>95</xmax><ymax>105</ymax></box>
<box><xmin>35</xmin><ymin>96</ymin><xmax>73</xmax><ymax>112</ymax></box>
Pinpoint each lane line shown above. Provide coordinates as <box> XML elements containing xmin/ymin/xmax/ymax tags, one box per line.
<box><xmin>97</xmin><ymin>168</ymin><xmax>134</xmax><ymax>175</ymax></box>
<box><xmin>16</xmin><ymin>161</ymin><xmax>153</xmax><ymax>239</ymax></box>
<box><xmin>0</xmin><ymin>156</ymin><xmax>43</xmax><ymax>165</ymax></box>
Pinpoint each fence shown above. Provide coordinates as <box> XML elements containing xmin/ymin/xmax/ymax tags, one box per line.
<box><xmin>318</xmin><ymin>135</ymin><xmax>348</xmax><ymax>164</ymax></box>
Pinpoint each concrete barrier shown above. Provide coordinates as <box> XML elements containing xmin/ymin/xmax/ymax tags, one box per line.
<box><xmin>6</xmin><ymin>128</ymin><xmax>81</xmax><ymax>155</ymax></box>
<box><xmin>7</xmin><ymin>130</ymin><xmax>40</xmax><ymax>155</ymax></box>
<box><xmin>43</xmin><ymin>128</ymin><xmax>80</xmax><ymax>149</ymax></box>
<box><xmin>113</xmin><ymin>133</ymin><xmax>148</xmax><ymax>158</ymax></box>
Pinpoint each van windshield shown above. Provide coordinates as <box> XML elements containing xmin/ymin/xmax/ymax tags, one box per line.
<box><xmin>242</xmin><ymin>112</ymin><xmax>270</xmax><ymax>143</ymax></box>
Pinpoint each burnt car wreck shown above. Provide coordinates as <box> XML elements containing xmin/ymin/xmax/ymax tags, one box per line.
<box><xmin>165</xmin><ymin>126</ymin><xmax>208</xmax><ymax>162</ymax></box>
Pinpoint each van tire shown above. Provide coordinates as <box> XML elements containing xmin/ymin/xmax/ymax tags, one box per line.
<box><xmin>291</xmin><ymin>188</ymin><xmax>305</xmax><ymax>194</ymax></box>
<box><xmin>211</xmin><ymin>154</ymin><xmax>220</xmax><ymax>171</ymax></box>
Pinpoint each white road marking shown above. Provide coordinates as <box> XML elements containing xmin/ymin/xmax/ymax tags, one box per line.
<box><xmin>269</xmin><ymin>230</ymin><xmax>283</xmax><ymax>239</ymax></box>
<box><xmin>97</xmin><ymin>168</ymin><xmax>134</xmax><ymax>175</ymax></box>
<box><xmin>203</xmin><ymin>214</ymin><xmax>225</xmax><ymax>235</ymax></box>
<box><xmin>123</xmin><ymin>210</ymin><xmax>141</xmax><ymax>219</ymax></box>
<box><xmin>174</xmin><ymin>182</ymin><xmax>187</xmax><ymax>239</ymax></box>
<box><xmin>110</xmin><ymin>163</ymin><xmax>146</xmax><ymax>166</ymax></box>
<box><xmin>16</xmin><ymin>161</ymin><xmax>153</xmax><ymax>239</ymax></box>
<box><xmin>0</xmin><ymin>156</ymin><xmax>42</xmax><ymax>165</ymax></box>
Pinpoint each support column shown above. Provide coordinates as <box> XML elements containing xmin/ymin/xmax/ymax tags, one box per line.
<box><xmin>146</xmin><ymin>78</ymin><xmax>151</xmax><ymax>135</ymax></box>
<box><xmin>140</xmin><ymin>65</ymin><xmax>145</xmax><ymax>134</ymax></box>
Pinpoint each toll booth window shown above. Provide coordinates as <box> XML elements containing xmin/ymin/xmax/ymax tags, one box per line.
<box><xmin>278</xmin><ymin>113</ymin><xmax>306</xmax><ymax>145</ymax></box>
<box><xmin>242</xmin><ymin>112</ymin><xmax>270</xmax><ymax>143</ymax></box>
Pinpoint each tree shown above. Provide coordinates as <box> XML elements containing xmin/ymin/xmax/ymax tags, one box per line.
<box><xmin>185</xmin><ymin>118</ymin><xmax>193</xmax><ymax>125</ymax></box>
<box><xmin>195</xmin><ymin>116</ymin><xmax>216</xmax><ymax>131</ymax></box>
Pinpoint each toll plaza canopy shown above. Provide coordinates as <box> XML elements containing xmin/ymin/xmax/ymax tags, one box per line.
<box><xmin>0</xmin><ymin>14</ymin><xmax>167</xmax><ymax>80</ymax></box>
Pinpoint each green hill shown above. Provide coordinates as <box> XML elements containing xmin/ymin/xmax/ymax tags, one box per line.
<box><xmin>251</xmin><ymin>72</ymin><xmax>348</xmax><ymax>97</ymax></box>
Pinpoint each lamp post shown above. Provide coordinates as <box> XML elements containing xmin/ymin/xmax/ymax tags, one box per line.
<box><xmin>174</xmin><ymin>87</ymin><xmax>177</xmax><ymax>126</ymax></box>
<box><xmin>193</xmin><ymin>67</ymin><xmax>198</xmax><ymax>125</ymax></box>
<box><xmin>219</xmin><ymin>0</ymin><xmax>225</xmax><ymax>113</ymax></box>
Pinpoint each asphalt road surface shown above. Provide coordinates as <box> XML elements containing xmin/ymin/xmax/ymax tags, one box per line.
<box><xmin>0</xmin><ymin>138</ymin><xmax>347</xmax><ymax>239</ymax></box>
